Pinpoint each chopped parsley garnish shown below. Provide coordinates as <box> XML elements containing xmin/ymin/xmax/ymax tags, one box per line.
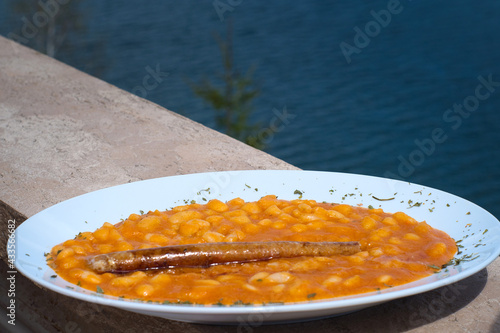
<box><xmin>442</xmin><ymin>253</ymin><xmax>480</xmax><ymax>268</ymax></box>
<box><xmin>197</xmin><ymin>188</ymin><xmax>211</xmax><ymax>195</ymax></box>
<box><xmin>307</xmin><ymin>293</ymin><xmax>316</xmax><ymax>299</ymax></box>
<box><xmin>372</xmin><ymin>196</ymin><xmax>395</xmax><ymax>201</ymax></box>
<box><xmin>407</xmin><ymin>200</ymin><xmax>422</xmax><ymax>208</ymax></box>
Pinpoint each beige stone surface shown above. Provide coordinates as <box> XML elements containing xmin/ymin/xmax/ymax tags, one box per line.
<box><xmin>0</xmin><ymin>36</ymin><xmax>498</xmax><ymax>332</ymax></box>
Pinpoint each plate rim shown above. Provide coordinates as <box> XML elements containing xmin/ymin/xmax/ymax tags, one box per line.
<box><xmin>12</xmin><ymin>169</ymin><xmax>500</xmax><ymax>321</ymax></box>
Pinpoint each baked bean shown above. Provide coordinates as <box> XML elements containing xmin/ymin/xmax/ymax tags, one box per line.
<box><xmin>80</xmin><ymin>270</ymin><xmax>102</xmax><ymax>284</ymax></box>
<box><xmin>361</xmin><ymin>216</ymin><xmax>378</xmax><ymax>230</ymax></box>
<box><xmin>128</xmin><ymin>213</ymin><xmax>141</xmax><ymax>221</ymax></box>
<box><xmin>225</xmin><ymin>230</ymin><xmax>245</xmax><ymax>242</ymax></box>
<box><xmin>377</xmin><ymin>275</ymin><xmax>392</xmax><ymax>284</ymax></box>
<box><xmin>179</xmin><ymin>219</ymin><xmax>205</xmax><ymax>237</ymax></box>
<box><xmin>343</xmin><ymin>275</ymin><xmax>362</xmax><ymax>287</ymax></box>
<box><xmin>370</xmin><ymin>248</ymin><xmax>384</xmax><ymax>257</ymax></box>
<box><xmin>150</xmin><ymin>273</ymin><xmax>172</xmax><ymax>285</ymax></box>
<box><xmin>332</xmin><ymin>204</ymin><xmax>352</xmax><ymax>216</ymax></box>
<box><xmin>264</xmin><ymin>272</ymin><xmax>293</xmax><ymax>284</ymax></box>
<box><xmin>148</xmin><ymin>234</ymin><xmax>170</xmax><ymax>245</ymax></box>
<box><xmin>307</xmin><ymin>221</ymin><xmax>325</xmax><ymax>230</ymax></box>
<box><xmin>404</xmin><ymin>233</ymin><xmax>421</xmax><ymax>241</ymax></box>
<box><xmin>207</xmin><ymin>199</ymin><xmax>229</xmax><ymax>213</ymax></box>
<box><xmin>298</xmin><ymin>203</ymin><xmax>312</xmax><ymax>213</ymax></box>
<box><xmin>241</xmin><ymin>202</ymin><xmax>262</xmax><ymax>214</ymax></box>
<box><xmin>135</xmin><ymin>284</ymin><xmax>155</xmax><ymax>297</ymax></box>
<box><xmin>71</xmin><ymin>246</ymin><xmax>86</xmax><ymax>255</ymax></box>
<box><xmin>242</xmin><ymin>283</ymin><xmax>259</xmax><ymax>292</ymax></box>
<box><xmin>348</xmin><ymin>255</ymin><xmax>365</xmax><ymax>264</ymax></box>
<box><xmin>381</xmin><ymin>217</ymin><xmax>397</xmax><ymax>226</ymax></box>
<box><xmin>264</xmin><ymin>205</ymin><xmax>282</xmax><ymax>217</ymax></box>
<box><xmin>195</xmin><ymin>279</ymin><xmax>221</xmax><ymax>286</ymax></box>
<box><xmin>426</xmin><ymin>242</ymin><xmax>447</xmax><ymax>257</ymax></box>
<box><xmin>172</xmin><ymin>204</ymin><xmax>191</xmax><ymax>213</ymax></box>
<box><xmin>56</xmin><ymin>248</ymin><xmax>75</xmax><ymax>260</ymax></box>
<box><xmin>414</xmin><ymin>222</ymin><xmax>431</xmax><ymax>235</ymax></box>
<box><xmin>278</xmin><ymin>213</ymin><xmax>297</xmax><ymax>223</ymax></box>
<box><xmin>374</xmin><ymin>227</ymin><xmax>392</xmax><ymax>238</ymax></box>
<box><xmin>323</xmin><ymin>275</ymin><xmax>342</xmax><ymax>286</ymax></box>
<box><xmin>272</xmin><ymin>284</ymin><xmax>286</xmax><ymax>293</ymax></box>
<box><xmin>388</xmin><ymin>237</ymin><xmax>402</xmax><ymax>245</ymax></box>
<box><xmin>227</xmin><ymin>198</ymin><xmax>245</xmax><ymax>208</ymax></box>
<box><xmin>98</xmin><ymin>244</ymin><xmax>114</xmax><ymax>254</ymax></box>
<box><xmin>271</xmin><ymin>221</ymin><xmax>286</xmax><ymax>229</ymax></box>
<box><xmin>326</xmin><ymin>209</ymin><xmax>346</xmax><ymax>220</ymax></box>
<box><xmin>202</xmin><ymin>231</ymin><xmax>225</xmax><ymax>243</ymax></box>
<box><xmin>137</xmin><ymin>216</ymin><xmax>162</xmax><ymax>232</ymax></box>
<box><xmin>257</xmin><ymin>195</ymin><xmax>279</xmax><ymax>209</ymax></box>
<box><xmin>249</xmin><ymin>272</ymin><xmax>269</xmax><ymax>284</ymax></box>
<box><xmin>111</xmin><ymin>276</ymin><xmax>138</xmax><ymax>288</ymax></box>
<box><xmin>229</xmin><ymin>215</ymin><xmax>251</xmax><ymax>224</ymax></box>
<box><xmin>258</xmin><ymin>218</ymin><xmax>272</xmax><ymax>226</ymax></box>
<box><xmin>290</xmin><ymin>223</ymin><xmax>308</xmax><ymax>233</ymax></box>
<box><xmin>393</xmin><ymin>212</ymin><xmax>418</xmax><ymax>225</ymax></box>
<box><xmin>59</xmin><ymin>258</ymin><xmax>81</xmax><ymax>269</ymax></box>
<box><xmin>93</xmin><ymin>227</ymin><xmax>110</xmax><ymax>242</ymax></box>
<box><xmin>242</xmin><ymin>223</ymin><xmax>260</xmax><ymax>234</ymax></box>
<box><xmin>169</xmin><ymin>210</ymin><xmax>203</xmax><ymax>224</ymax></box>
<box><xmin>292</xmin><ymin>258</ymin><xmax>322</xmax><ymax>272</ymax></box>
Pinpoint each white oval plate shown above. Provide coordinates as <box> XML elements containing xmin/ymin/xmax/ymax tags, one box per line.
<box><xmin>12</xmin><ymin>170</ymin><xmax>500</xmax><ymax>324</ymax></box>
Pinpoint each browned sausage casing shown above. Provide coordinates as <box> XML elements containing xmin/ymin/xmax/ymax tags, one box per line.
<box><xmin>88</xmin><ymin>241</ymin><xmax>361</xmax><ymax>273</ymax></box>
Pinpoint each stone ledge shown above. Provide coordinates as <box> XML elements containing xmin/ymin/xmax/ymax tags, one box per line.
<box><xmin>0</xmin><ymin>36</ymin><xmax>498</xmax><ymax>332</ymax></box>
<box><xmin>0</xmin><ymin>36</ymin><xmax>296</xmax><ymax>219</ymax></box>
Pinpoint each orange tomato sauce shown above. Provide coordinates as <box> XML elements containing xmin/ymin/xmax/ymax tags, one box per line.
<box><xmin>47</xmin><ymin>195</ymin><xmax>457</xmax><ymax>305</ymax></box>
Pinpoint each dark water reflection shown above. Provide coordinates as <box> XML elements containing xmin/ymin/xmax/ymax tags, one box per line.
<box><xmin>1</xmin><ymin>0</ymin><xmax>499</xmax><ymax>218</ymax></box>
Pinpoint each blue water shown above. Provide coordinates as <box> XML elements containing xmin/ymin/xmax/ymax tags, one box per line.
<box><xmin>2</xmin><ymin>0</ymin><xmax>499</xmax><ymax>219</ymax></box>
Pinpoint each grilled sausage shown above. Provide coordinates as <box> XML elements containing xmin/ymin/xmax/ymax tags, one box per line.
<box><xmin>88</xmin><ymin>241</ymin><xmax>361</xmax><ymax>273</ymax></box>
